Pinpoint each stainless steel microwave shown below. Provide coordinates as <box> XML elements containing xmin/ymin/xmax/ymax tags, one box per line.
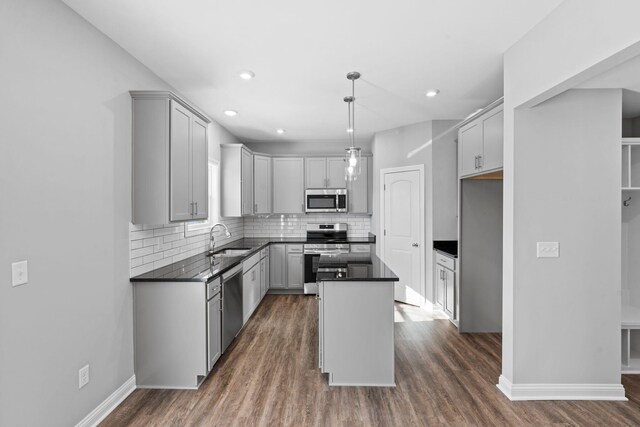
<box><xmin>305</xmin><ymin>189</ymin><xmax>347</xmax><ymax>213</ymax></box>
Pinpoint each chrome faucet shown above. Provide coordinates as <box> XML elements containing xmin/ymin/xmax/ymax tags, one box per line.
<box><xmin>209</xmin><ymin>223</ymin><xmax>231</xmax><ymax>254</ymax></box>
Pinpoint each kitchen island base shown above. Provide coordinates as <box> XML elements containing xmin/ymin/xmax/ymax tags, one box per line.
<box><xmin>318</xmin><ymin>280</ymin><xmax>395</xmax><ymax>387</ymax></box>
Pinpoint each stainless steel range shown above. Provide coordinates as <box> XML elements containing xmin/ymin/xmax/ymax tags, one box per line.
<box><xmin>303</xmin><ymin>223</ymin><xmax>350</xmax><ymax>294</ymax></box>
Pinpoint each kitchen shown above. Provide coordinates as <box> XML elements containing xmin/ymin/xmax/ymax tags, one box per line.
<box><xmin>4</xmin><ymin>1</ymin><xmax>640</xmax><ymax>426</ymax></box>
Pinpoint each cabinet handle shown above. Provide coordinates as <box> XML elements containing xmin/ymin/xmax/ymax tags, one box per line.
<box><xmin>195</xmin><ymin>202</ymin><xmax>198</xmax><ymax>215</ymax></box>
<box><xmin>412</xmin><ymin>243</ymin><xmax>419</xmax><ymax>247</ymax></box>
<box><xmin>478</xmin><ymin>155</ymin><xmax>483</xmax><ymax>168</ymax></box>
<box><xmin>474</xmin><ymin>155</ymin><xmax>478</xmax><ymax>169</ymax></box>
<box><xmin>190</xmin><ymin>202</ymin><xmax>194</xmax><ymax>216</ymax></box>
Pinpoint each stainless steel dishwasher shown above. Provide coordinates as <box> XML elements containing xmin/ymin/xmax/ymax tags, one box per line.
<box><xmin>221</xmin><ymin>264</ymin><xmax>243</xmax><ymax>353</ymax></box>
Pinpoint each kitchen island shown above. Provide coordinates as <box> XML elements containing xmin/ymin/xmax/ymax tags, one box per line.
<box><xmin>317</xmin><ymin>253</ymin><xmax>398</xmax><ymax>386</ymax></box>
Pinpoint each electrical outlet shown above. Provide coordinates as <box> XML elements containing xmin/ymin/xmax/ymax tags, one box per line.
<box><xmin>537</xmin><ymin>242</ymin><xmax>559</xmax><ymax>258</ymax></box>
<box><xmin>11</xmin><ymin>260</ymin><xmax>28</xmax><ymax>287</ymax></box>
<box><xmin>79</xmin><ymin>365</ymin><xmax>89</xmax><ymax>389</ymax></box>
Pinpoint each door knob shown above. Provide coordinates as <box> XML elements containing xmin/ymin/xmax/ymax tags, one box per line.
<box><xmin>412</xmin><ymin>243</ymin><xmax>419</xmax><ymax>247</ymax></box>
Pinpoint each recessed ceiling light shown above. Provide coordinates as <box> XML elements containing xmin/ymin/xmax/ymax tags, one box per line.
<box><xmin>425</xmin><ymin>89</ymin><xmax>440</xmax><ymax>98</ymax></box>
<box><xmin>276</xmin><ymin>128</ymin><xmax>285</xmax><ymax>134</ymax></box>
<box><xmin>239</xmin><ymin>70</ymin><xmax>255</xmax><ymax>80</ymax></box>
<box><xmin>224</xmin><ymin>110</ymin><xmax>238</xmax><ymax>117</ymax></box>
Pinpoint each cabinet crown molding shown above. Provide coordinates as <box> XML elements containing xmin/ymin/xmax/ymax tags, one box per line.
<box><xmin>130</xmin><ymin>90</ymin><xmax>211</xmax><ymax>124</ymax></box>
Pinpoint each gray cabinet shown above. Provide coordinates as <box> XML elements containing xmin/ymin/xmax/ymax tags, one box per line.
<box><xmin>434</xmin><ymin>251</ymin><xmax>456</xmax><ymax>321</ymax></box>
<box><xmin>269</xmin><ymin>244</ymin><xmax>303</xmax><ymax>290</ymax></box>
<box><xmin>221</xmin><ymin>145</ymin><xmax>254</xmax><ymax>217</ymax></box>
<box><xmin>326</xmin><ymin>158</ymin><xmax>346</xmax><ymax>188</ymax></box>
<box><xmin>254</xmin><ymin>155</ymin><xmax>272</xmax><ymax>214</ymax></box>
<box><xmin>305</xmin><ymin>158</ymin><xmax>327</xmax><ymax>188</ymax></box>
<box><xmin>347</xmin><ymin>156</ymin><xmax>370</xmax><ymax>213</ymax></box>
<box><xmin>131</xmin><ymin>91</ymin><xmax>211</xmax><ymax>224</ymax></box>
<box><xmin>273</xmin><ymin>158</ymin><xmax>305</xmax><ymax>213</ymax></box>
<box><xmin>269</xmin><ymin>244</ymin><xmax>287</xmax><ymax>289</ymax></box>
<box><xmin>241</xmin><ymin>148</ymin><xmax>254</xmax><ymax>215</ymax></box>
<box><xmin>242</xmin><ymin>261</ymin><xmax>260</xmax><ymax>324</ymax></box>
<box><xmin>435</xmin><ymin>264</ymin><xmax>445</xmax><ymax>307</ymax></box>
<box><xmin>305</xmin><ymin>157</ymin><xmax>346</xmax><ymax>189</ymax></box>
<box><xmin>207</xmin><ymin>290</ymin><xmax>221</xmax><ymax>371</ymax></box>
<box><xmin>286</xmin><ymin>245</ymin><xmax>304</xmax><ymax>289</ymax></box>
<box><xmin>458</xmin><ymin>102</ymin><xmax>503</xmax><ymax>178</ymax></box>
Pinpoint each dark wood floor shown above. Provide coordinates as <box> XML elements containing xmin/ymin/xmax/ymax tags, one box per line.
<box><xmin>103</xmin><ymin>295</ymin><xmax>640</xmax><ymax>426</ymax></box>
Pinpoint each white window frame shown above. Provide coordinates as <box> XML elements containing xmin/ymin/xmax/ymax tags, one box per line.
<box><xmin>185</xmin><ymin>160</ymin><xmax>220</xmax><ymax>237</ymax></box>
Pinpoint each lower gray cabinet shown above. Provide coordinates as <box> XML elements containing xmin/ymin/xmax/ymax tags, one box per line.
<box><xmin>133</xmin><ymin>280</ymin><xmax>212</xmax><ymax>389</ymax></box>
<box><xmin>270</xmin><ymin>244</ymin><xmax>286</xmax><ymax>289</ymax></box>
<box><xmin>434</xmin><ymin>250</ymin><xmax>457</xmax><ymax>322</ymax></box>
<box><xmin>269</xmin><ymin>244</ymin><xmax>303</xmax><ymax>290</ymax></box>
<box><xmin>242</xmin><ymin>262</ymin><xmax>261</xmax><ymax>324</ymax></box>
<box><xmin>207</xmin><ymin>292</ymin><xmax>221</xmax><ymax>371</ymax></box>
<box><xmin>286</xmin><ymin>245</ymin><xmax>304</xmax><ymax>289</ymax></box>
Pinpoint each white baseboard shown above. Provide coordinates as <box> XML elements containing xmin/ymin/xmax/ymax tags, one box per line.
<box><xmin>75</xmin><ymin>375</ymin><xmax>136</xmax><ymax>427</ymax></box>
<box><xmin>497</xmin><ymin>375</ymin><xmax>627</xmax><ymax>401</ymax></box>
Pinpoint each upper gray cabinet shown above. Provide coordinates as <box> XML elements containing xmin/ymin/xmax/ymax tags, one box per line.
<box><xmin>347</xmin><ymin>156</ymin><xmax>371</xmax><ymax>214</ymax></box>
<box><xmin>131</xmin><ymin>91</ymin><xmax>211</xmax><ymax>225</ymax></box>
<box><xmin>253</xmin><ymin>155</ymin><xmax>272</xmax><ymax>214</ymax></box>
<box><xmin>273</xmin><ymin>157</ymin><xmax>305</xmax><ymax>213</ymax></box>
<box><xmin>305</xmin><ymin>157</ymin><xmax>346</xmax><ymax>189</ymax></box>
<box><xmin>221</xmin><ymin>144</ymin><xmax>253</xmax><ymax>217</ymax></box>
<box><xmin>459</xmin><ymin>102</ymin><xmax>503</xmax><ymax>178</ymax></box>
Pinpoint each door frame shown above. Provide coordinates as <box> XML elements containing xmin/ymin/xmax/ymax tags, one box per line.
<box><xmin>379</xmin><ymin>164</ymin><xmax>426</xmax><ymax>306</ymax></box>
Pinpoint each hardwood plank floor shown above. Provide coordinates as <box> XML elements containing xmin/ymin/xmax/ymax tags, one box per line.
<box><xmin>102</xmin><ymin>295</ymin><xmax>640</xmax><ymax>426</ymax></box>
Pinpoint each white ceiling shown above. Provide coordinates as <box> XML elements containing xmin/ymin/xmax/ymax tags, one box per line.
<box><xmin>62</xmin><ymin>0</ymin><xmax>562</xmax><ymax>143</ymax></box>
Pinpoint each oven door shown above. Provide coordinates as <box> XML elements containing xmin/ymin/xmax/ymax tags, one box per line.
<box><xmin>304</xmin><ymin>253</ymin><xmax>321</xmax><ymax>284</ymax></box>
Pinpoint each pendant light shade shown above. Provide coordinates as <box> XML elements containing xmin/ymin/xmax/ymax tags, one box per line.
<box><xmin>344</xmin><ymin>72</ymin><xmax>361</xmax><ymax>181</ymax></box>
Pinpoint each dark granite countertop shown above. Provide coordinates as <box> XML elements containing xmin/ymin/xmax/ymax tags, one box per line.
<box><xmin>433</xmin><ymin>240</ymin><xmax>458</xmax><ymax>258</ymax></box>
<box><xmin>316</xmin><ymin>253</ymin><xmax>398</xmax><ymax>282</ymax></box>
<box><xmin>130</xmin><ymin>235</ymin><xmax>377</xmax><ymax>283</ymax></box>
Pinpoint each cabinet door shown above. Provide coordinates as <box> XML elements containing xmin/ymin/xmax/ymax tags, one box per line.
<box><xmin>286</xmin><ymin>252</ymin><xmax>304</xmax><ymax>289</ymax></box>
<box><xmin>242</xmin><ymin>264</ymin><xmax>260</xmax><ymax>324</ymax></box>
<box><xmin>260</xmin><ymin>258</ymin><xmax>266</xmax><ymax>299</ymax></box>
<box><xmin>264</xmin><ymin>252</ymin><xmax>270</xmax><ymax>295</ymax></box>
<box><xmin>305</xmin><ymin>158</ymin><xmax>327</xmax><ymax>188</ymax></box>
<box><xmin>207</xmin><ymin>295</ymin><xmax>221</xmax><ymax>371</ymax></box>
<box><xmin>435</xmin><ymin>264</ymin><xmax>445</xmax><ymax>307</ymax></box>
<box><xmin>459</xmin><ymin>121</ymin><xmax>483</xmax><ymax>178</ymax></box>
<box><xmin>254</xmin><ymin>155</ymin><xmax>272</xmax><ymax>214</ymax></box>
<box><xmin>326</xmin><ymin>157</ymin><xmax>346</xmax><ymax>188</ymax></box>
<box><xmin>269</xmin><ymin>244</ymin><xmax>286</xmax><ymax>289</ymax></box>
<box><xmin>170</xmin><ymin>101</ymin><xmax>193</xmax><ymax>221</ymax></box>
<box><xmin>273</xmin><ymin>158</ymin><xmax>305</xmax><ymax>213</ymax></box>
<box><xmin>191</xmin><ymin>116</ymin><xmax>208</xmax><ymax>220</ymax></box>
<box><xmin>241</xmin><ymin>149</ymin><xmax>254</xmax><ymax>215</ymax></box>
<box><xmin>444</xmin><ymin>268</ymin><xmax>455</xmax><ymax>318</ymax></box>
<box><xmin>348</xmin><ymin>157</ymin><xmax>368</xmax><ymax>213</ymax></box>
<box><xmin>481</xmin><ymin>107</ymin><xmax>503</xmax><ymax>172</ymax></box>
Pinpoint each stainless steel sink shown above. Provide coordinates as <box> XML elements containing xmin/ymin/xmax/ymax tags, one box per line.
<box><xmin>207</xmin><ymin>248</ymin><xmax>252</xmax><ymax>258</ymax></box>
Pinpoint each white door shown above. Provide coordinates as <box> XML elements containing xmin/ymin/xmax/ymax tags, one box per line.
<box><xmin>383</xmin><ymin>169</ymin><xmax>423</xmax><ymax>306</ymax></box>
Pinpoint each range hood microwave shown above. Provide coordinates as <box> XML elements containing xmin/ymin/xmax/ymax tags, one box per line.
<box><xmin>305</xmin><ymin>189</ymin><xmax>347</xmax><ymax>213</ymax></box>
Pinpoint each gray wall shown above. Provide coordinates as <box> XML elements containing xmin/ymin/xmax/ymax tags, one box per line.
<box><xmin>371</xmin><ymin>120</ymin><xmax>458</xmax><ymax>305</ymax></box>
<box><xmin>432</xmin><ymin>120</ymin><xmax>459</xmax><ymax>241</ymax></box>
<box><xmin>0</xmin><ymin>0</ymin><xmax>219</xmax><ymax>425</ymax></box>
<box><xmin>372</xmin><ymin>121</ymin><xmax>434</xmax><ymax>302</ymax></box>
<box><xmin>511</xmin><ymin>89</ymin><xmax>621</xmax><ymax>384</ymax></box>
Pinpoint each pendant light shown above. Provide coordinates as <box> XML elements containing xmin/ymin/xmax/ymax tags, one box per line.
<box><xmin>344</xmin><ymin>71</ymin><xmax>361</xmax><ymax>181</ymax></box>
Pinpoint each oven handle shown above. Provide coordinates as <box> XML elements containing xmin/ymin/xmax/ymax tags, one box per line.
<box><xmin>304</xmin><ymin>250</ymin><xmax>350</xmax><ymax>255</ymax></box>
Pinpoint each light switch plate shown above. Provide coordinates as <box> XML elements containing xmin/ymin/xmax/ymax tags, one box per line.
<box><xmin>11</xmin><ymin>260</ymin><xmax>28</xmax><ymax>287</ymax></box>
<box><xmin>537</xmin><ymin>242</ymin><xmax>559</xmax><ymax>258</ymax></box>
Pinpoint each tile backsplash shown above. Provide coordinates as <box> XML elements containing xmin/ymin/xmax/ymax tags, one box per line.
<box><xmin>129</xmin><ymin>214</ymin><xmax>371</xmax><ymax>277</ymax></box>
<box><xmin>129</xmin><ymin>217</ymin><xmax>243</xmax><ymax>277</ymax></box>
<box><xmin>244</xmin><ymin>213</ymin><xmax>371</xmax><ymax>239</ymax></box>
